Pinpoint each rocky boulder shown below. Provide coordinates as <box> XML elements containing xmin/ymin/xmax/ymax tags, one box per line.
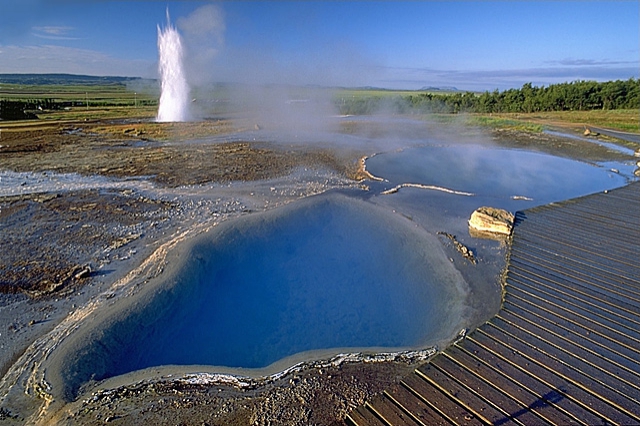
<box><xmin>469</xmin><ymin>207</ymin><xmax>514</xmax><ymax>236</ymax></box>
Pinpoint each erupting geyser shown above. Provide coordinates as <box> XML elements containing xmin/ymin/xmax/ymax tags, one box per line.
<box><xmin>156</xmin><ymin>11</ymin><xmax>190</xmax><ymax>122</ymax></box>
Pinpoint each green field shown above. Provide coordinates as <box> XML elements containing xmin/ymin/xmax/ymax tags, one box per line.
<box><xmin>0</xmin><ymin>75</ymin><xmax>159</xmax><ymax>121</ymax></box>
<box><xmin>464</xmin><ymin>110</ymin><xmax>639</xmax><ymax>133</ymax></box>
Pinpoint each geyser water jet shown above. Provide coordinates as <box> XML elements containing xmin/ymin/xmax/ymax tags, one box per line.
<box><xmin>156</xmin><ymin>11</ymin><xmax>190</xmax><ymax>122</ymax></box>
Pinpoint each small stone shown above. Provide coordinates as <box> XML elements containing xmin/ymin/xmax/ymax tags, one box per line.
<box><xmin>75</xmin><ymin>266</ymin><xmax>92</xmax><ymax>280</ymax></box>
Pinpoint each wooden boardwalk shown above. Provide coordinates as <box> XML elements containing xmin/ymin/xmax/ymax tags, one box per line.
<box><xmin>348</xmin><ymin>182</ymin><xmax>640</xmax><ymax>426</ymax></box>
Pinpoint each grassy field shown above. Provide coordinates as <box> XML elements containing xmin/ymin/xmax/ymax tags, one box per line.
<box><xmin>0</xmin><ymin>81</ymin><xmax>158</xmax><ymax>121</ymax></box>
<box><xmin>519</xmin><ymin>110</ymin><xmax>639</xmax><ymax>133</ymax></box>
<box><xmin>0</xmin><ymin>82</ymin><xmax>155</xmax><ymax>102</ymax></box>
<box><xmin>464</xmin><ymin>115</ymin><xmax>546</xmax><ymax>133</ymax></box>
<box><xmin>1</xmin><ymin>82</ymin><xmax>638</xmax><ymax>134</ymax></box>
<box><xmin>463</xmin><ymin>110</ymin><xmax>639</xmax><ymax>133</ymax></box>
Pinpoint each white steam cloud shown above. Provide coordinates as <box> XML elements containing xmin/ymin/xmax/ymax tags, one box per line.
<box><xmin>177</xmin><ymin>4</ymin><xmax>225</xmax><ymax>87</ymax></box>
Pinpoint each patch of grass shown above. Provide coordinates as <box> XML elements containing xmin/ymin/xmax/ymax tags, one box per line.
<box><xmin>39</xmin><ymin>106</ymin><xmax>156</xmax><ymax>122</ymax></box>
<box><xmin>427</xmin><ymin>114</ymin><xmax>466</xmax><ymax>125</ymax></box>
<box><xmin>467</xmin><ymin>115</ymin><xmax>545</xmax><ymax>133</ymax></box>
<box><xmin>526</xmin><ymin>110</ymin><xmax>639</xmax><ymax>133</ymax></box>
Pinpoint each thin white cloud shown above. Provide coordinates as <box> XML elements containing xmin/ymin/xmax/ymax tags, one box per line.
<box><xmin>33</xmin><ymin>26</ymin><xmax>73</xmax><ymax>36</ymax></box>
<box><xmin>543</xmin><ymin>58</ymin><xmax>638</xmax><ymax>67</ymax></box>
<box><xmin>0</xmin><ymin>44</ymin><xmax>154</xmax><ymax>77</ymax></box>
<box><xmin>378</xmin><ymin>63</ymin><xmax>640</xmax><ymax>91</ymax></box>
<box><xmin>32</xmin><ymin>25</ymin><xmax>79</xmax><ymax>40</ymax></box>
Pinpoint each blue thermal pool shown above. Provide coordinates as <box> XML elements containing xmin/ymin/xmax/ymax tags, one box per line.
<box><xmin>366</xmin><ymin>145</ymin><xmax>631</xmax><ymax>210</ymax></box>
<box><xmin>57</xmin><ymin>193</ymin><xmax>469</xmax><ymax>396</ymax></box>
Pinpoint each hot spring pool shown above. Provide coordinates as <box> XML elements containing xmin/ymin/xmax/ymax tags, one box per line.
<box><xmin>367</xmin><ymin>144</ymin><xmax>631</xmax><ymax>210</ymax></box>
<box><xmin>57</xmin><ymin>193</ymin><xmax>469</xmax><ymax>396</ymax></box>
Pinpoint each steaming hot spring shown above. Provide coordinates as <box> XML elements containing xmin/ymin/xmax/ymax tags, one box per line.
<box><xmin>48</xmin><ymin>193</ymin><xmax>470</xmax><ymax>398</ymax></box>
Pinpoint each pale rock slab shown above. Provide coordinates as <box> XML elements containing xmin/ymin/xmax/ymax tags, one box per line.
<box><xmin>469</xmin><ymin>206</ymin><xmax>514</xmax><ymax>236</ymax></box>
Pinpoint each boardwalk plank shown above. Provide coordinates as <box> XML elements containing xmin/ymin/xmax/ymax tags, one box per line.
<box><xmin>506</xmin><ymin>285</ymin><xmax>640</xmax><ymax>351</ymax></box>
<box><xmin>513</xmin><ymin>227</ymin><xmax>638</xmax><ymax>272</ymax></box>
<box><xmin>509</xmin><ymin>245</ymin><xmax>640</xmax><ymax>299</ymax></box>
<box><xmin>496</xmin><ymin>309</ymin><xmax>640</xmax><ymax>404</ymax></box>
<box><xmin>459</xmin><ymin>338</ymin><xmax>590</xmax><ymax>425</ymax></box>
<box><xmin>401</xmin><ymin>373</ymin><xmax>485</xmax><ymax>425</ymax></box>
<box><xmin>540</xmin><ymin>210</ymin><xmax>638</xmax><ymax>239</ymax></box>
<box><xmin>470</xmin><ymin>331</ymin><xmax>608</xmax><ymax>425</ymax></box>
<box><xmin>509</xmin><ymin>255</ymin><xmax>640</xmax><ymax>311</ymax></box>
<box><xmin>415</xmin><ymin>363</ymin><xmax>519</xmax><ymax>425</ymax></box>
<box><xmin>383</xmin><ymin>385</ymin><xmax>452</xmax><ymax>426</ymax></box>
<box><xmin>506</xmin><ymin>274</ymin><xmax>640</xmax><ymax>341</ymax></box>
<box><xmin>366</xmin><ymin>395</ymin><xmax>421</xmax><ymax>426</ymax></box>
<box><xmin>530</xmin><ymin>188</ymin><xmax>640</xmax><ymax>222</ymax></box>
<box><xmin>515</xmin><ymin>202</ymin><xmax>637</xmax><ymax>231</ymax></box>
<box><xmin>507</xmin><ymin>270</ymin><xmax>640</xmax><ymax>333</ymax></box>
<box><xmin>520</xmin><ymin>208</ymin><xmax>639</xmax><ymax>251</ymax></box>
<box><xmin>437</xmin><ymin>348</ymin><xmax>554</xmax><ymax>425</ymax></box>
<box><xmin>483</xmin><ymin>321</ymin><xmax>640</xmax><ymax>424</ymax></box>
<box><xmin>504</xmin><ymin>295</ymin><xmax>640</xmax><ymax>374</ymax></box>
<box><xmin>556</xmin><ymin>197</ymin><xmax>640</xmax><ymax>226</ymax></box>
<box><xmin>347</xmin><ymin>405</ymin><xmax>387</xmax><ymax>426</ymax></box>
<box><xmin>510</xmin><ymin>240</ymin><xmax>640</xmax><ymax>295</ymax></box>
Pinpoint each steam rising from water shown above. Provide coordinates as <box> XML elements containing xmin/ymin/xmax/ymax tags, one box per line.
<box><xmin>157</xmin><ymin>11</ymin><xmax>190</xmax><ymax>122</ymax></box>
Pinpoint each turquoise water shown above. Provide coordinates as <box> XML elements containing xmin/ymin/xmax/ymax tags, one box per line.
<box><xmin>63</xmin><ymin>194</ymin><xmax>467</xmax><ymax>389</ymax></box>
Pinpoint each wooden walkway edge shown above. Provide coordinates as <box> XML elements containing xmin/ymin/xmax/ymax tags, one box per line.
<box><xmin>348</xmin><ymin>182</ymin><xmax>640</xmax><ymax>426</ymax></box>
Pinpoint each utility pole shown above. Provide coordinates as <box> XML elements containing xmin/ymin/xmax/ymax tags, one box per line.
<box><xmin>86</xmin><ymin>92</ymin><xmax>89</xmax><ymax>110</ymax></box>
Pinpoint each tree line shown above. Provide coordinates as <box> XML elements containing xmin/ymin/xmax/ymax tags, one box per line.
<box><xmin>337</xmin><ymin>78</ymin><xmax>639</xmax><ymax>115</ymax></box>
<box><xmin>0</xmin><ymin>98</ymin><xmax>155</xmax><ymax>120</ymax></box>
<box><xmin>0</xmin><ymin>100</ymin><xmax>42</xmax><ymax>120</ymax></box>
<box><xmin>0</xmin><ymin>99</ymin><xmax>84</xmax><ymax>120</ymax></box>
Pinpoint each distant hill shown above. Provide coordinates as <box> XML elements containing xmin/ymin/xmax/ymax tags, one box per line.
<box><xmin>419</xmin><ymin>86</ymin><xmax>460</xmax><ymax>92</ymax></box>
<box><xmin>0</xmin><ymin>73</ymin><xmax>142</xmax><ymax>86</ymax></box>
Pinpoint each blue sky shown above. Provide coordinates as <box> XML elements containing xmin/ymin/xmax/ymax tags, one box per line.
<box><xmin>0</xmin><ymin>1</ymin><xmax>637</xmax><ymax>91</ymax></box>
